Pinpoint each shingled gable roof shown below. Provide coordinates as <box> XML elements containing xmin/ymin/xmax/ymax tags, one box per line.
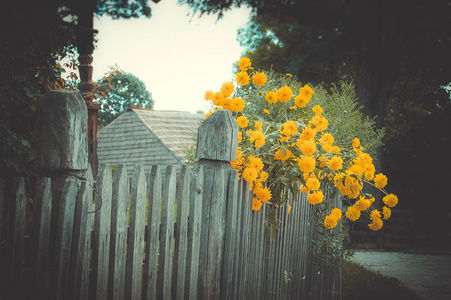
<box><xmin>97</xmin><ymin>107</ymin><xmax>204</xmax><ymax>178</ymax></box>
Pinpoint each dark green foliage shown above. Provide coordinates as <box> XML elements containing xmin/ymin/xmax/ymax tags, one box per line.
<box><xmin>97</xmin><ymin>72</ymin><xmax>154</xmax><ymax>126</ymax></box>
<box><xmin>0</xmin><ymin>0</ymin><xmax>155</xmax><ymax>178</ymax></box>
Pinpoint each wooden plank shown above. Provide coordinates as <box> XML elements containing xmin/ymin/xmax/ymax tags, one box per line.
<box><xmin>197</xmin><ymin>160</ymin><xmax>229</xmax><ymax>300</ymax></box>
<box><xmin>52</xmin><ymin>178</ymin><xmax>78</xmax><ymax>300</ymax></box>
<box><xmin>173</xmin><ymin>165</ymin><xmax>190</xmax><ymax>300</ymax></box>
<box><xmin>11</xmin><ymin>178</ymin><xmax>26</xmax><ymax>299</ymax></box>
<box><xmin>79</xmin><ymin>179</ymin><xmax>94</xmax><ymax>300</ymax></box>
<box><xmin>220</xmin><ymin>170</ymin><xmax>238</xmax><ymax>300</ymax></box>
<box><xmin>125</xmin><ymin>165</ymin><xmax>147</xmax><ymax>300</ymax></box>
<box><xmin>157</xmin><ymin>165</ymin><xmax>177</xmax><ymax>300</ymax></box>
<box><xmin>91</xmin><ymin>165</ymin><xmax>113</xmax><ymax>300</ymax></box>
<box><xmin>230</xmin><ymin>178</ymin><xmax>243</xmax><ymax>300</ymax></box>
<box><xmin>29</xmin><ymin>177</ymin><xmax>52</xmax><ymax>298</ymax></box>
<box><xmin>0</xmin><ymin>177</ymin><xmax>4</xmax><ymax>248</ymax></box>
<box><xmin>69</xmin><ymin>177</ymin><xmax>93</xmax><ymax>300</ymax></box>
<box><xmin>142</xmin><ymin>165</ymin><xmax>162</xmax><ymax>300</ymax></box>
<box><xmin>185</xmin><ymin>165</ymin><xmax>204</xmax><ymax>300</ymax></box>
<box><xmin>108</xmin><ymin>165</ymin><xmax>129</xmax><ymax>300</ymax></box>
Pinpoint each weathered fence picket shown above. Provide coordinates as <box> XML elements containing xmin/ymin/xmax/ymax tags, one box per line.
<box><xmin>125</xmin><ymin>165</ymin><xmax>147</xmax><ymax>300</ymax></box>
<box><xmin>158</xmin><ymin>165</ymin><xmax>177</xmax><ymax>300</ymax></box>
<box><xmin>108</xmin><ymin>164</ymin><xmax>129</xmax><ymax>300</ymax></box>
<box><xmin>142</xmin><ymin>165</ymin><xmax>162</xmax><ymax>300</ymax></box>
<box><xmin>0</xmin><ymin>96</ymin><xmax>343</xmax><ymax>300</ymax></box>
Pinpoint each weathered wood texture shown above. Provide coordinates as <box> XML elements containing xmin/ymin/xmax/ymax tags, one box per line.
<box><xmin>0</xmin><ymin>110</ymin><xmax>342</xmax><ymax>300</ymax></box>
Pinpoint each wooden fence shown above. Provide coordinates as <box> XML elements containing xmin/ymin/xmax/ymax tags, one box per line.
<box><xmin>0</xmin><ymin>90</ymin><xmax>342</xmax><ymax>300</ymax></box>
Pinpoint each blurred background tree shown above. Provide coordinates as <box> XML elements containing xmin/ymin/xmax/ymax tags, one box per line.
<box><xmin>97</xmin><ymin>71</ymin><xmax>154</xmax><ymax>126</ymax></box>
<box><xmin>180</xmin><ymin>0</ymin><xmax>451</xmax><ymax>213</ymax></box>
<box><xmin>0</xmin><ymin>0</ymin><xmax>156</xmax><ymax>178</ymax></box>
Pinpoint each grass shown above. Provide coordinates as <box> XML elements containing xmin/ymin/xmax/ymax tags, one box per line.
<box><xmin>342</xmin><ymin>259</ymin><xmax>425</xmax><ymax>300</ymax></box>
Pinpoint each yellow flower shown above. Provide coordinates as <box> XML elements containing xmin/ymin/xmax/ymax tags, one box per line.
<box><xmin>306</xmin><ymin>177</ymin><xmax>321</xmax><ymax>191</ymax></box>
<box><xmin>352</xmin><ymin>138</ymin><xmax>360</xmax><ymax>148</ymax></box>
<box><xmin>255</xmin><ymin>121</ymin><xmax>263</xmax><ymax>131</ymax></box>
<box><xmin>294</xmin><ymin>94</ymin><xmax>309</xmax><ymax>107</ymax></box>
<box><xmin>236</xmin><ymin>71</ymin><xmax>250</xmax><ymax>86</ymax></box>
<box><xmin>374</xmin><ymin>173</ymin><xmax>388</xmax><ymax>189</ymax></box>
<box><xmin>331</xmin><ymin>208</ymin><xmax>342</xmax><ymax>219</ymax></box>
<box><xmin>299</xmin><ymin>85</ymin><xmax>314</xmax><ymax>98</ymax></box>
<box><xmin>298</xmin><ymin>156</ymin><xmax>316</xmax><ymax>173</ymax></box>
<box><xmin>258</xmin><ymin>171</ymin><xmax>268</xmax><ymax>182</ymax></box>
<box><xmin>383</xmin><ymin>206</ymin><xmax>391</xmax><ymax>220</ymax></box>
<box><xmin>236</xmin><ymin>116</ymin><xmax>249</xmax><ymax>128</ymax></box>
<box><xmin>382</xmin><ymin>194</ymin><xmax>398</xmax><ymax>208</ymax></box>
<box><xmin>354</xmin><ymin>197</ymin><xmax>371</xmax><ymax>211</ymax></box>
<box><xmin>252</xmin><ymin>72</ymin><xmax>267</xmax><ymax>86</ymax></box>
<box><xmin>263</xmin><ymin>109</ymin><xmax>270</xmax><ymax>115</ymax></box>
<box><xmin>238</xmin><ymin>56</ymin><xmax>252</xmax><ymax>71</ymax></box>
<box><xmin>242</xmin><ymin>167</ymin><xmax>258</xmax><ymax>183</ymax></box>
<box><xmin>301</xmin><ymin>126</ymin><xmax>316</xmax><ymax>140</ymax></box>
<box><xmin>220</xmin><ymin>82</ymin><xmax>234</xmax><ymax>97</ymax></box>
<box><xmin>300</xmin><ymin>139</ymin><xmax>316</xmax><ymax>156</ymax></box>
<box><xmin>307</xmin><ymin>190</ymin><xmax>324</xmax><ymax>205</ymax></box>
<box><xmin>309</xmin><ymin>115</ymin><xmax>329</xmax><ymax>131</ymax></box>
<box><xmin>328</xmin><ymin>156</ymin><xmax>343</xmax><ymax>171</ymax></box>
<box><xmin>370</xmin><ymin>209</ymin><xmax>381</xmax><ymax>220</ymax></box>
<box><xmin>286</xmin><ymin>73</ymin><xmax>293</xmax><ymax>77</ymax></box>
<box><xmin>319</xmin><ymin>133</ymin><xmax>334</xmax><ymax>146</ymax></box>
<box><xmin>212</xmin><ymin>91</ymin><xmax>225</xmax><ymax>107</ymax></box>
<box><xmin>230</xmin><ymin>97</ymin><xmax>245</xmax><ymax>112</ymax></box>
<box><xmin>255</xmin><ymin>186</ymin><xmax>272</xmax><ymax>202</ymax></box>
<box><xmin>265</xmin><ymin>91</ymin><xmax>277</xmax><ymax>103</ymax></box>
<box><xmin>237</xmin><ymin>131</ymin><xmax>242</xmax><ymax>143</ymax></box>
<box><xmin>288</xmin><ymin>205</ymin><xmax>292</xmax><ymax>214</ymax></box>
<box><xmin>312</xmin><ymin>105</ymin><xmax>323</xmax><ymax>116</ymax></box>
<box><xmin>204</xmin><ymin>90</ymin><xmax>214</xmax><ymax>101</ymax></box>
<box><xmin>324</xmin><ymin>215</ymin><xmax>338</xmax><ymax>230</ymax></box>
<box><xmin>248</xmin><ymin>130</ymin><xmax>266</xmax><ymax>148</ymax></box>
<box><xmin>282</xmin><ymin>120</ymin><xmax>298</xmax><ymax>136</ymax></box>
<box><xmin>252</xmin><ymin>198</ymin><xmax>263</xmax><ymax>211</ymax></box>
<box><xmin>276</xmin><ymin>86</ymin><xmax>293</xmax><ymax>102</ymax></box>
<box><xmin>368</xmin><ymin>217</ymin><xmax>383</xmax><ymax>231</ymax></box>
<box><xmin>247</xmin><ymin>156</ymin><xmax>264</xmax><ymax>172</ymax></box>
<box><xmin>345</xmin><ymin>206</ymin><xmax>361</xmax><ymax>221</ymax></box>
<box><xmin>274</xmin><ymin>148</ymin><xmax>294</xmax><ymax>162</ymax></box>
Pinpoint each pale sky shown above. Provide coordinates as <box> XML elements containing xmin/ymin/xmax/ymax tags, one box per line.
<box><xmin>92</xmin><ymin>0</ymin><xmax>252</xmax><ymax>113</ymax></box>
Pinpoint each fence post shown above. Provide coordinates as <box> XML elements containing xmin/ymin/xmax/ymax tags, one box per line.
<box><xmin>196</xmin><ymin>110</ymin><xmax>238</xmax><ymax>300</ymax></box>
<box><xmin>34</xmin><ymin>90</ymin><xmax>90</xmax><ymax>299</ymax></box>
<box><xmin>35</xmin><ymin>90</ymin><xmax>89</xmax><ymax>242</ymax></box>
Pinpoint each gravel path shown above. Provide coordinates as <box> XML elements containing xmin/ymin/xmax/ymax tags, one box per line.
<box><xmin>348</xmin><ymin>250</ymin><xmax>451</xmax><ymax>300</ymax></box>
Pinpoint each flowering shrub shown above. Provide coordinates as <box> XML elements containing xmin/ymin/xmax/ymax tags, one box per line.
<box><xmin>203</xmin><ymin>55</ymin><xmax>397</xmax><ymax>234</ymax></box>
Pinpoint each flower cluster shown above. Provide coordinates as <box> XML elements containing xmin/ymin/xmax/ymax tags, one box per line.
<box><xmin>203</xmin><ymin>55</ymin><xmax>397</xmax><ymax>231</ymax></box>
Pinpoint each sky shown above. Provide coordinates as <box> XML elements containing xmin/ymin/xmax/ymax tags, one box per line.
<box><xmin>92</xmin><ymin>0</ymin><xmax>252</xmax><ymax>113</ymax></box>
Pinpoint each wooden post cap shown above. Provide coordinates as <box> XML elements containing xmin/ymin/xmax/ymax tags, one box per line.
<box><xmin>35</xmin><ymin>90</ymin><xmax>88</xmax><ymax>171</ymax></box>
<box><xmin>196</xmin><ymin>110</ymin><xmax>238</xmax><ymax>162</ymax></box>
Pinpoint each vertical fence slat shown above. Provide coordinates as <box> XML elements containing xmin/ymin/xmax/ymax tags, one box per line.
<box><xmin>108</xmin><ymin>164</ymin><xmax>129</xmax><ymax>300</ymax></box>
<box><xmin>29</xmin><ymin>177</ymin><xmax>52</xmax><ymax>298</ymax></box>
<box><xmin>52</xmin><ymin>178</ymin><xmax>78</xmax><ymax>300</ymax></box>
<box><xmin>157</xmin><ymin>165</ymin><xmax>177</xmax><ymax>300</ymax></box>
<box><xmin>125</xmin><ymin>165</ymin><xmax>147</xmax><ymax>300</ymax></box>
<box><xmin>220</xmin><ymin>170</ymin><xmax>238</xmax><ymax>300</ymax></box>
<box><xmin>143</xmin><ymin>165</ymin><xmax>162</xmax><ymax>300</ymax></box>
<box><xmin>11</xmin><ymin>178</ymin><xmax>26</xmax><ymax>299</ymax></box>
<box><xmin>69</xmin><ymin>175</ymin><xmax>93</xmax><ymax>300</ymax></box>
<box><xmin>185</xmin><ymin>166</ymin><xmax>204</xmax><ymax>300</ymax></box>
<box><xmin>173</xmin><ymin>165</ymin><xmax>190</xmax><ymax>300</ymax></box>
<box><xmin>91</xmin><ymin>165</ymin><xmax>113</xmax><ymax>300</ymax></box>
<box><xmin>0</xmin><ymin>178</ymin><xmax>4</xmax><ymax>249</ymax></box>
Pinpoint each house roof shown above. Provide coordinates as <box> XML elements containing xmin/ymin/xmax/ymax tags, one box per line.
<box><xmin>97</xmin><ymin>107</ymin><xmax>204</xmax><ymax>177</ymax></box>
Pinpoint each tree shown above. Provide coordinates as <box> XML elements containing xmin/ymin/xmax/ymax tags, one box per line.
<box><xmin>0</xmin><ymin>0</ymin><xmax>157</xmax><ymax>178</ymax></box>
<box><xmin>97</xmin><ymin>71</ymin><xmax>154</xmax><ymax>126</ymax></box>
<box><xmin>180</xmin><ymin>0</ymin><xmax>451</xmax><ymax>131</ymax></box>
